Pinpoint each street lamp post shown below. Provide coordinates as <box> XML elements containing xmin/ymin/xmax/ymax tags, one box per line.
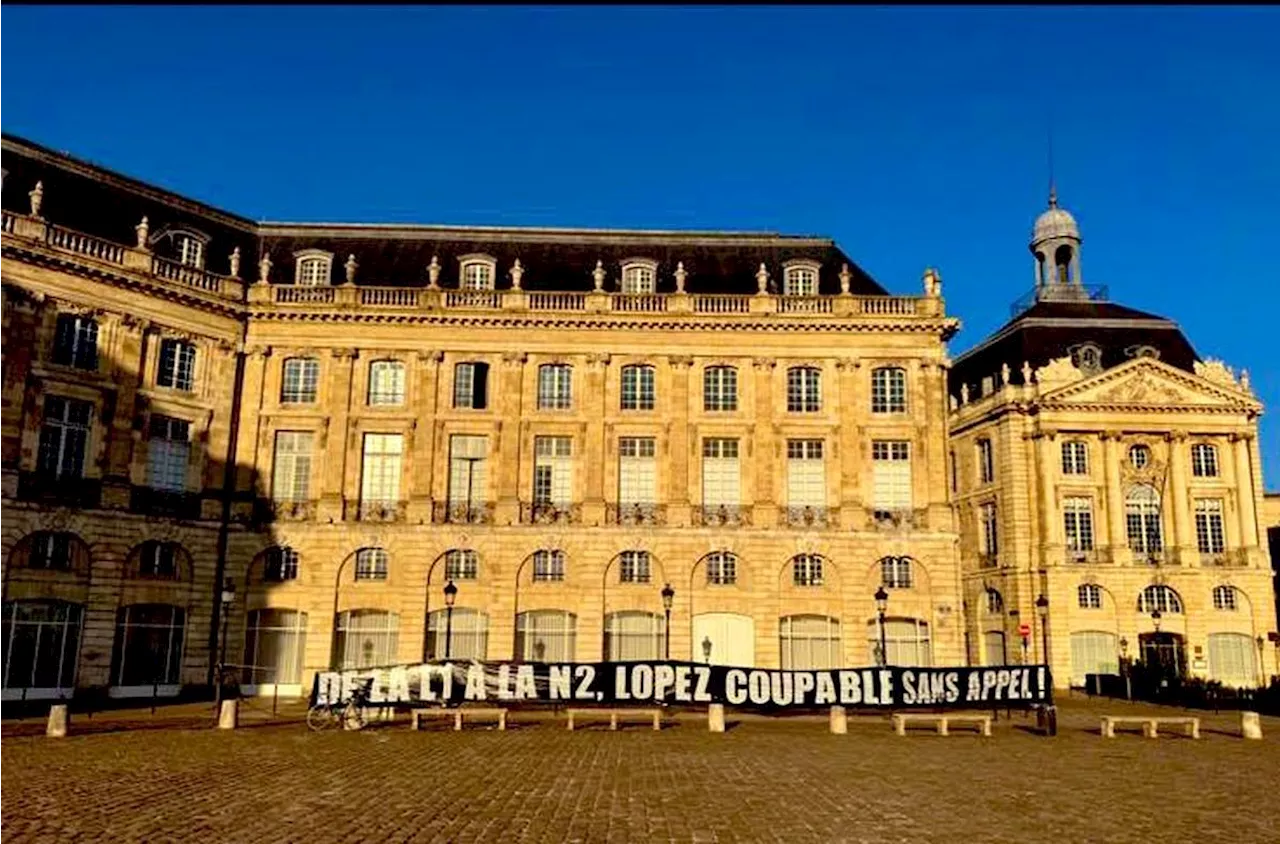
<box><xmin>215</xmin><ymin>578</ymin><xmax>235</xmax><ymax>711</ymax></box>
<box><xmin>1119</xmin><ymin>637</ymin><xmax>1131</xmax><ymax>700</ymax></box>
<box><xmin>701</xmin><ymin>636</ymin><xmax>713</xmax><ymax>663</ymax></box>
<box><xmin>661</xmin><ymin>583</ymin><xmax>675</xmax><ymax>660</ymax></box>
<box><xmin>874</xmin><ymin>586</ymin><xmax>889</xmax><ymax>667</ymax></box>
<box><xmin>1034</xmin><ymin>594</ymin><xmax>1049</xmax><ymax>666</ymax></box>
<box><xmin>443</xmin><ymin>580</ymin><xmax>458</xmax><ymax>659</ymax></box>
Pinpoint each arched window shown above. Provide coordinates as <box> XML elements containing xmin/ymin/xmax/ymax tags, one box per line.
<box><xmin>1212</xmin><ymin>585</ymin><xmax>1239</xmax><ymax>611</ymax></box>
<box><xmin>880</xmin><ymin>556</ymin><xmax>913</xmax><ymax>589</ymax></box>
<box><xmin>2</xmin><ymin>600</ymin><xmax>84</xmax><ymax>696</ymax></box>
<box><xmin>1207</xmin><ymin>633</ymin><xmax>1257</xmax><ymax>688</ymax></box>
<box><xmin>619</xmin><ymin>550</ymin><xmax>651</xmax><ymax>584</ymax></box>
<box><xmin>537</xmin><ymin>364</ymin><xmax>573</xmax><ymax>409</ymax></box>
<box><xmin>10</xmin><ymin>531</ymin><xmax>89</xmax><ymax>573</ymax></box>
<box><xmin>368</xmin><ymin>360</ymin><xmax>406</xmax><ymax>406</ymax></box>
<box><xmin>1077</xmin><ymin>584</ymin><xmax>1103</xmax><ymax>609</ymax></box>
<box><xmin>1070</xmin><ymin>631</ymin><xmax>1118</xmax><ymax>685</ymax></box>
<box><xmin>783</xmin><ymin>266</ymin><xmax>818</xmax><ymax>297</ymax></box>
<box><xmin>1061</xmin><ymin>440</ymin><xmax>1089</xmax><ymax>475</ymax></box>
<box><xmin>243</xmin><ymin>609</ymin><xmax>307</xmax><ymax>686</ymax></box>
<box><xmin>604</xmin><ymin>611</ymin><xmax>664</xmax><ymax>661</ymax></box>
<box><xmin>780</xmin><ymin>615</ymin><xmax>840</xmax><ymax>669</ymax></box>
<box><xmin>985</xmin><ymin>589</ymin><xmax>1004</xmax><ymax>615</ymax></box>
<box><xmin>131</xmin><ymin>541</ymin><xmax>186</xmax><ymax>580</ymax></box>
<box><xmin>261</xmin><ymin>546</ymin><xmax>299</xmax><ymax>582</ymax></box>
<box><xmin>871</xmin><ymin>367</ymin><xmax>907</xmax><ymax>413</ymax></box>
<box><xmin>620</xmin><ymin>262</ymin><xmax>657</xmax><ymax>294</ymax></box>
<box><xmin>426</xmin><ymin>608</ymin><xmax>489</xmax><ymax>661</ymax></box>
<box><xmin>532</xmin><ymin>549</ymin><xmax>565</xmax><ymax>582</ymax></box>
<box><xmin>1191</xmin><ymin>444</ymin><xmax>1219</xmax><ymax>478</ymax></box>
<box><xmin>295</xmin><ymin>253</ymin><xmax>332</xmax><ymax>286</ymax></box>
<box><xmin>1054</xmin><ymin>245</ymin><xmax>1074</xmax><ymax>284</ymax></box>
<box><xmin>332</xmin><ymin>610</ymin><xmax>398</xmax><ymax>669</ymax></box>
<box><xmin>444</xmin><ymin>549</ymin><xmax>478</xmax><ymax>581</ymax></box>
<box><xmin>703</xmin><ymin>366</ymin><xmax>738</xmax><ymax>412</ymax></box>
<box><xmin>515</xmin><ymin>610</ymin><xmax>576</xmax><ymax>662</ymax></box>
<box><xmin>354</xmin><ymin>548</ymin><xmax>388</xmax><ymax>581</ymax></box>
<box><xmin>786</xmin><ymin>367</ymin><xmax>821</xmax><ymax>413</ymax></box>
<box><xmin>281</xmin><ymin>358</ymin><xmax>320</xmax><ymax>404</ymax></box>
<box><xmin>1125</xmin><ymin>485</ymin><xmax>1163</xmax><ymax>554</ymax></box>
<box><xmin>52</xmin><ymin>313</ymin><xmax>99</xmax><ymax>370</ymax></box>
<box><xmin>1137</xmin><ymin>585</ymin><xmax>1183</xmax><ymax>614</ymax></box>
<box><xmin>620</xmin><ymin>364</ymin><xmax>656</xmax><ymax>410</ymax></box>
<box><xmin>111</xmin><ymin>604</ymin><xmax>186</xmax><ymax>688</ymax></box>
<box><xmin>792</xmin><ymin>554</ymin><xmax>823</xmax><ymax>587</ymax></box>
<box><xmin>706</xmin><ymin>552</ymin><xmax>737</xmax><ymax>585</ymax></box>
<box><xmin>869</xmin><ymin>618</ymin><xmax>931</xmax><ymax>666</ymax></box>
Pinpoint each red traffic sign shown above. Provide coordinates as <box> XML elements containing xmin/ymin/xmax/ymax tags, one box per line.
<box><xmin>1018</xmin><ymin>623</ymin><xmax>1032</xmax><ymax>638</ymax></box>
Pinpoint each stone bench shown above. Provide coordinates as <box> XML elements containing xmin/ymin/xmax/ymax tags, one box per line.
<box><xmin>566</xmin><ymin>707</ymin><xmax>663</xmax><ymax>731</ymax></box>
<box><xmin>412</xmin><ymin>707</ymin><xmax>508</xmax><ymax>731</ymax></box>
<box><xmin>1101</xmin><ymin>715</ymin><xmax>1199</xmax><ymax>739</ymax></box>
<box><xmin>892</xmin><ymin>712</ymin><xmax>992</xmax><ymax>737</ymax></box>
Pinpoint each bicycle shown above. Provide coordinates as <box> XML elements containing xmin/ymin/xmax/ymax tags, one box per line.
<box><xmin>306</xmin><ymin>678</ymin><xmax>374</xmax><ymax>731</ymax></box>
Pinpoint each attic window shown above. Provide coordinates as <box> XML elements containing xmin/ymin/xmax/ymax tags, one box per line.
<box><xmin>1071</xmin><ymin>343</ymin><xmax>1102</xmax><ymax>374</ymax></box>
<box><xmin>295</xmin><ymin>252</ymin><xmax>333</xmax><ymax>286</ymax></box>
<box><xmin>1129</xmin><ymin>345</ymin><xmax>1160</xmax><ymax>360</ymax></box>
<box><xmin>175</xmin><ymin>233</ymin><xmax>204</xmax><ymax>269</ymax></box>
<box><xmin>620</xmin><ymin>262</ymin><xmax>657</xmax><ymax>294</ymax></box>
<box><xmin>459</xmin><ymin>256</ymin><xmax>497</xmax><ymax>291</ymax></box>
<box><xmin>783</xmin><ymin>263</ymin><xmax>819</xmax><ymax>296</ymax></box>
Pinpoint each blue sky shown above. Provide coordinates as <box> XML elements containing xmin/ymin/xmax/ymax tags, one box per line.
<box><xmin>4</xmin><ymin>6</ymin><xmax>1278</xmax><ymax>486</ymax></box>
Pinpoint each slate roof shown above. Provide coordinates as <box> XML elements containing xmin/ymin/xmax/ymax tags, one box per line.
<box><xmin>949</xmin><ymin>296</ymin><xmax>1200</xmax><ymax>398</ymax></box>
<box><xmin>1</xmin><ymin>133</ymin><xmax>887</xmax><ymax>296</ymax></box>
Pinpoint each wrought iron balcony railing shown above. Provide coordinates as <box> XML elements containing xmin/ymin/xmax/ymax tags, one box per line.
<box><xmin>779</xmin><ymin>506</ymin><xmax>835</xmax><ymax>529</ymax></box>
<box><xmin>606</xmin><ymin>503</ymin><xmax>668</xmax><ymax>526</ymax></box>
<box><xmin>432</xmin><ymin>501</ymin><xmax>495</xmax><ymax>525</ymax></box>
<box><xmin>129</xmin><ymin>486</ymin><xmax>203</xmax><ymax>520</ymax></box>
<box><xmin>16</xmin><ymin>472</ymin><xmax>102</xmax><ymax>509</ymax></box>
<box><xmin>692</xmin><ymin>505</ymin><xmax>750</xmax><ymax>527</ymax></box>
<box><xmin>520</xmin><ymin>501</ymin><xmax>581</xmax><ymax>525</ymax></box>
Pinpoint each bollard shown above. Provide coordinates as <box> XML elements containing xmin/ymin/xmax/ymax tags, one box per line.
<box><xmin>46</xmin><ymin>704</ymin><xmax>69</xmax><ymax>738</ymax></box>
<box><xmin>218</xmin><ymin>698</ymin><xmax>239</xmax><ymax>730</ymax></box>
<box><xmin>829</xmin><ymin>705</ymin><xmax>847</xmax><ymax>735</ymax></box>
<box><xmin>708</xmin><ymin>703</ymin><xmax>725</xmax><ymax>733</ymax></box>
<box><xmin>1241</xmin><ymin>711</ymin><xmax>1263</xmax><ymax>740</ymax></box>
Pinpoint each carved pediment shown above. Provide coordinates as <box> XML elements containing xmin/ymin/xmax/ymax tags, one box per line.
<box><xmin>1039</xmin><ymin>358</ymin><xmax>1261</xmax><ymax>412</ymax></box>
<box><xmin>1034</xmin><ymin>356</ymin><xmax>1084</xmax><ymax>388</ymax></box>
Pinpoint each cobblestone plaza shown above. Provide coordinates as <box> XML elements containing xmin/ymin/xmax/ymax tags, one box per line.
<box><xmin>3</xmin><ymin>699</ymin><xmax>1278</xmax><ymax>844</ymax></box>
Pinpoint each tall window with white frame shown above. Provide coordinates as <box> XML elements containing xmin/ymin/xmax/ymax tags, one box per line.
<box><xmin>1061</xmin><ymin>440</ymin><xmax>1089</xmax><ymax>475</ymax></box>
<box><xmin>871</xmin><ymin>367</ymin><xmax>907</xmax><ymax>414</ymax></box>
<box><xmin>52</xmin><ymin>314</ymin><xmax>98</xmax><ymax>371</ymax></box>
<box><xmin>1212</xmin><ymin>585</ymin><xmax>1237</xmax><ymax>611</ymax></box>
<box><xmin>146</xmin><ymin>416</ymin><xmax>190</xmax><ymax>493</ymax></box>
<box><xmin>537</xmin><ymin>364</ymin><xmax>572</xmax><ymax>410</ymax></box>
<box><xmin>979</xmin><ymin>502</ymin><xmax>999</xmax><ymax>562</ymax></box>
<box><xmin>1125</xmin><ymin>485</ymin><xmax>1163</xmax><ymax>556</ymax></box>
<box><xmin>619</xmin><ymin>550</ymin><xmax>651</xmax><ymax>584</ymax></box>
<box><xmin>780</xmin><ymin>615</ymin><xmax>841</xmax><ymax>670</ymax></box>
<box><xmin>354</xmin><ymin>548</ymin><xmax>388</xmax><ymax>581</ymax></box>
<box><xmin>705</xmin><ymin>552</ymin><xmax>737</xmax><ymax>585</ymax></box>
<box><xmin>786</xmin><ymin>367</ymin><xmax>821</xmax><ymax>413</ymax></box>
<box><xmin>871</xmin><ymin>441</ymin><xmax>912</xmax><ymax>516</ymax></box>
<box><xmin>37</xmin><ymin>395</ymin><xmax>92</xmax><ymax>480</ymax></box>
<box><xmin>621</xmin><ymin>264</ymin><xmax>656</xmax><ymax>294</ymax></box>
<box><xmin>1191</xmin><ymin>443</ymin><xmax>1219</xmax><ymax>478</ymax></box>
<box><xmin>1063</xmin><ymin>497</ymin><xmax>1095</xmax><ymax>556</ymax></box>
<box><xmin>453</xmin><ymin>362</ymin><xmax>489</xmax><ymax>409</ymax></box>
<box><xmin>368</xmin><ymin>360</ymin><xmax>406</xmax><ymax>406</ymax></box>
<box><xmin>280</xmin><ymin>358</ymin><xmax>320</xmax><ymax>404</ymax></box>
<box><xmin>447</xmin><ymin>435</ymin><xmax>489</xmax><ymax>520</ymax></box>
<box><xmin>701</xmin><ymin>438</ymin><xmax>741</xmax><ymax>518</ymax></box>
<box><xmin>792</xmin><ymin>554</ymin><xmax>824</xmax><ymax>587</ymax></box>
<box><xmin>532</xmin><ymin>436</ymin><xmax>573</xmax><ymax>515</ymax></box>
<box><xmin>359</xmin><ymin>433</ymin><xmax>403</xmax><ymax>513</ymax></box>
<box><xmin>532</xmin><ymin>549</ymin><xmax>565</xmax><ymax>583</ymax></box>
<box><xmin>881</xmin><ymin>556</ymin><xmax>913</xmax><ymax>588</ymax></box>
<box><xmin>1194</xmin><ymin>499</ymin><xmax>1226</xmax><ymax>555</ymax></box>
<box><xmin>296</xmin><ymin>256</ymin><xmax>331</xmax><ymax>286</ymax></box>
<box><xmin>460</xmin><ymin>261</ymin><xmax>495</xmax><ymax>291</ymax></box>
<box><xmin>784</xmin><ymin>266</ymin><xmax>817</xmax><ymax>296</ymax></box>
<box><xmin>976</xmin><ymin>438</ymin><xmax>995</xmax><ymax>484</ymax></box>
<box><xmin>620</xmin><ymin>364</ymin><xmax>656</xmax><ymax>411</ymax></box>
<box><xmin>1077</xmin><ymin>583</ymin><xmax>1103</xmax><ymax>609</ymax></box>
<box><xmin>157</xmin><ymin>339</ymin><xmax>197</xmax><ymax>392</ymax></box>
<box><xmin>786</xmin><ymin>439</ymin><xmax>826</xmax><ymax>520</ymax></box>
<box><xmin>618</xmin><ymin>437</ymin><xmax>657</xmax><ymax>517</ymax></box>
<box><xmin>445</xmin><ymin>549</ymin><xmax>478</xmax><ymax>581</ymax></box>
<box><xmin>271</xmin><ymin>431</ymin><xmax>313</xmax><ymax>503</ymax></box>
<box><xmin>703</xmin><ymin>366</ymin><xmax>738</xmax><ymax>412</ymax></box>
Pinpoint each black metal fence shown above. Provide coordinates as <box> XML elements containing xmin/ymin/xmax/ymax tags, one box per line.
<box><xmin>1084</xmin><ymin>663</ymin><xmax>1280</xmax><ymax>716</ymax></box>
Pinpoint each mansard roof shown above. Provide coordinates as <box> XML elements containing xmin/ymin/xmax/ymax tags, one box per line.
<box><xmin>1</xmin><ymin>133</ymin><xmax>888</xmax><ymax>297</ymax></box>
<box><xmin>949</xmin><ymin>296</ymin><xmax>1200</xmax><ymax>398</ymax></box>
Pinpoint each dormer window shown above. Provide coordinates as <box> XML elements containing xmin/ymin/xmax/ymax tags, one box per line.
<box><xmin>783</xmin><ymin>263</ymin><xmax>820</xmax><ymax>296</ymax></box>
<box><xmin>459</xmin><ymin>256</ymin><xmax>497</xmax><ymax>291</ymax></box>
<box><xmin>620</xmin><ymin>261</ymin><xmax>657</xmax><ymax>294</ymax></box>
<box><xmin>175</xmin><ymin>233</ymin><xmax>204</xmax><ymax>269</ymax></box>
<box><xmin>295</xmin><ymin>251</ymin><xmax>333</xmax><ymax>287</ymax></box>
<box><xmin>1070</xmin><ymin>343</ymin><xmax>1103</xmax><ymax>374</ymax></box>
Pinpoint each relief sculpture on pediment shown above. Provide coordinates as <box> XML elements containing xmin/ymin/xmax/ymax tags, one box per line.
<box><xmin>1099</xmin><ymin>373</ymin><xmax>1185</xmax><ymax>405</ymax></box>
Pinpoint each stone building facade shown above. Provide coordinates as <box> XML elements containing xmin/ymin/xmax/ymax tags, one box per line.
<box><xmin>948</xmin><ymin>191</ymin><xmax>1277</xmax><ymax>689</ymax></box>
<box><xmin>1</xmin><ymin>135</ymin><xmax>965</xmax><ymax>701</ymax></box>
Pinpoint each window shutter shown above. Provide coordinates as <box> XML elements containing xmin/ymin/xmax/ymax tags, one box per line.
<box><xmin>473</xmin><ymin>363</ymin><xmax>489</xmax><ymax>408</ymax></box>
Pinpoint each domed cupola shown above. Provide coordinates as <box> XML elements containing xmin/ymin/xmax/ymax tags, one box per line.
<box><xmin>1029</xmin><ymin>187</ymin><xmax>1084</xmax><ymax>298</ymax></box>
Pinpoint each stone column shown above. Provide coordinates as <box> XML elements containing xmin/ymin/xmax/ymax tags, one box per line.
<box><xmin>100</xmin><ymin>314</ymin><xmax>149</xmax><ymax>509</ymax></box>
<box><xmin>582</xmin><ymin>353</ymin><xmax>610</xmax><ymax>524</ymax></box>
<box><xmin>234</xmin><ymin>346</ymin><xmax>271</xmax><ymax>502</ymax></box>
<box><xmin>321</xmin><ymin>348</ymin><xmax>358</xmax><ymax>521</ymax></box>
<box><xmin>1164</xmin><ymin>432</ymin><xmax>1193</xmax><ymax>560</ymax></box>
<box><xmin>1035</xmin><ymin>431</ymin><xmax>1059</xmax><ymax>560</ymax></box>
<box><xmin>410</xmin><ymin>350</ymin><xmax>443</xmax><ymax>522</ymax></box>
<box><xmin>1232</xmin><ymin>433</ymin><xmax>1260</xmax><ymax>550</ymax></box>
<box><xmin>751</xmin><ymin>358</ymin><xmax>776</xmax><ymax>523</ymax></box>
<box><xmin>666</xmin><ymin>356</ymin><xmax>694</xmax><ymax>526</ymax></box>
<box><xmin>495</xmin><ymin>352</ymin><xmax>527</xmax><ymax>523</ymax></box>
<box><xmin>835</xmin><ymin>359</ymin><xmax>862</xmax><ymax>526</ymax></box>
<box><xmin>1101</xmin><ymin>432</ymin><xmax>1126</xmax><ymax>561</ymax></box>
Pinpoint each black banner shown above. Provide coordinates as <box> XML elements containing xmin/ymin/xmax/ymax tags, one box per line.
<box><xmin>312</xmin><ymin>661</ymin><xmax>1052</xmax><ymax>710</ymax></box>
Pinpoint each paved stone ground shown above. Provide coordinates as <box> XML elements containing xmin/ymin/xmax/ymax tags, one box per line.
<box><xmin>3</xmin><ymin>696</ymin><xmax>1279</xmax><ymax>844</ymax></box>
